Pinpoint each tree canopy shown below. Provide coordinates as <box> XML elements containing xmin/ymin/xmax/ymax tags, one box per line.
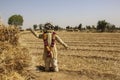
<box><xmin>33</xmin><ymin>24</ymin><xmax>38</xmax><ymax>30</ymax></box>
<box><xmin>97</xmin><ymin>20</ymin><xmax>107</xmax><ymax>32</ymax></box>
<box><xmin>8</xmin><ymin>14</ymin><xmax>24</xmax><ymax>27</ymax></box>
<box><xmin>97</xmin><ymin>20</ymin><xmax>116</xmax><ymax>32</ymax></box>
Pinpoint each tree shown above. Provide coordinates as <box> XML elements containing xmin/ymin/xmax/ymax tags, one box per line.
<box><xmin>54</xmin><ymin>25</ymin><xmax>59</xmax><ymax>31</ymax></box>
<box><xmin>109</xmin><ymin>24</ymin><xmax>116</xmax><ymax>32</ymax></box>
<box><xmin>39</xmin><ymin>24</ymin><xmax>43</xmax><ymax>30</ymax></box>
<box><xmin>33</xmin><ymin>24</ymin><xmax>38</xmax><ymax>30</ymax></box>
<box><xmin>78</xmin><ymin>24</ymin><xmax>82</xmax><ymax>30</ymax></box>
<box><xmin>97</xmin><ymin>20</ymin><xmax>107</xmax><ymax>32</ymax></box>
<box><xmin>8</xmin><ymin>14</ymin><xmax>23</xmax><ymax>27</ymax></box>
<box><xmin>92</xmin><ymin>25</ymin><xmax>96</xmax><ymax>29</ymax></box>
<box><xmin>86</xmin><ymin>25</ymin><xmax>91</xmax><ymax>30</ymax></box>
<box><xmin>66</xmin><ymin>26</ymin><xmax>70</xmax><ymax>30</ymax></box>
<box><xmin>106</xmin><ymin>23</ymin><xmax>116</xmax><ymax>32</ymax></box>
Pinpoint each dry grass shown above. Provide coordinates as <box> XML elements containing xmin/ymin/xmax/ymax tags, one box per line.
<box><xmin>0</xmin><ymin>26</ymin><xmax>32</xmax><ymax>80</ymax></box>
<box><xmin>0</xmin><ymin>26</ymin><xmax>19</xmax><ymax>45</ymax></box>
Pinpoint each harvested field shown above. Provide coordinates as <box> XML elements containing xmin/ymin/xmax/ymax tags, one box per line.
<box><xmin>19</xmin><ymin>31</ymin><xmax>120</xmax><ymax>80</ymax></box>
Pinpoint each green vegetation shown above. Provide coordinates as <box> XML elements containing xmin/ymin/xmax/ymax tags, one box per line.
<box><xmin>8</xmin><ymin>14</ymin><xmax>24</xmax><ymax>27</ymax></box>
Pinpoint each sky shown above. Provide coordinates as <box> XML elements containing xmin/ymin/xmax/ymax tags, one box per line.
<box><xmin>0</xmin><ymin>0</ymin><xmax>120</xmax><ymax>29</ymax></box>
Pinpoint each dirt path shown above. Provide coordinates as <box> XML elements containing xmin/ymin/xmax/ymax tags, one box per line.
<box><xmin>19</xmin><ymin>31</ymin><xmax>120</xmax><ymax>80</ymax></box>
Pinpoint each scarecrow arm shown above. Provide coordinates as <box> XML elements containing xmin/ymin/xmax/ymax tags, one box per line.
<box><xmin>56</xmin><ymin>35</ymin><xmax>68</xmax><ymax>49</ymax></box>
<box><xmin>30</xmin><ymin>29</ymin><xmax>39</xmax><ymax>38</ymax></box>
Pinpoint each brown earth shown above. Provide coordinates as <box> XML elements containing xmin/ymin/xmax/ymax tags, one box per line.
<box><xmin>19</xmin><ymin>31</ymin><xmax>120</xmax><ymax>80</ymax></box>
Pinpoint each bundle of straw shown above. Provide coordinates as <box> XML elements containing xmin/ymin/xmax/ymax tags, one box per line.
<box><xmin>0</xmin><ymin>42</ymin><xmax>32</xmax><ymax>74</ymax></box>
<box><xmin>0</xmin><ymin>25</ymin><xmax>32</xmax><ymax>80</ymax></box>
<box><xmin>0</xmin><ymin>26</ymin><xmax>19</xmax><ymax>45</ymax></box>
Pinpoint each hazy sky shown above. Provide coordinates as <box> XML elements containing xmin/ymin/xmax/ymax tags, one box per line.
<box><xmin>0</xmin><ymin>0</ymin><xmax>120</xmax><ymax>28</ymax></box>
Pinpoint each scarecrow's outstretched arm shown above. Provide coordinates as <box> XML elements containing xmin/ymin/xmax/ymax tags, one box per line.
<box><xmin>30</xmin><ymin>29</ymin><xmax>39</xmax><ymax>38</ymax></box>
<box><xmin>56</xmin><ymin>35</ymin><xmax>68</xmax><ymax>49</ymax></box>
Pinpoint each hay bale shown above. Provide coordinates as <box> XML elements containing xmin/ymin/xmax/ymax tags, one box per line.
<box><xmin>0</xmin><ymin>25</ymin><xmax>32</xmax><ymax>80</ymax></box>
<box><xmin>0</xmin><ymin>43</ymin><xmax>32</xmax><ymax>73</ymax></box>
<box><xmin>0</xmin><ymin>42</ymin><xmax>32</xmax><ymax>80</ymax></box>
<box><xmin>0</xmin><ymin>26</ymin><xmax>19</xmax><ymax>45</ymax></box>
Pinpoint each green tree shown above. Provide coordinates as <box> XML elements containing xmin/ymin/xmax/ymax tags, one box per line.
<box><xmin>8</xmin><ymin>14</ymin><xmax>23</xmax><ymax>27</ymax></box>
<box><xmin>66</xmin><ymin>26</ymin><xmax>70</xmax><ymax>30</ymax></box>
<box><xmin>97</xmin><ymin>20</ymin><xmax>107</xmax><ymax>32</ymax></box>
<box><xmin>92</xmin><ymin>25</ymin><xmax>96</xmax><ymax>29</ymax></box>
<box><xmin>78</xmin><ymin>24</ymin><xmax>82</xmax><ymax>30</ymax></box>
<box><xmin>33</xmin><ymin>24</ymin><xmax>38</xmax><ymax>30</ymax></box>
<box><xmin>39</xmin><ymin>24</ymin><xmax>43</xmax><ymax>30</ymax></box>
<box><xmin>86</xmin><ymin>25</ymin><xmax>91</xmax><ymax>30</ymax></box>
<box><xmin>106</xmin><ymin>23</ymin><xmax>116</xmax><ymax>32</ymax></box>
<box><xmin>54</xmin><ymin>25</ymin><xmax>59</xmax><ymax>31</ymax></box>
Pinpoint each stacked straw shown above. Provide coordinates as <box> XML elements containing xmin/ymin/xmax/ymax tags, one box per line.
<box><xmin>0</xmin><ymin>26</ymin><xmax>32</xmax><ymax>80</ymax></box>
<box><xmin>0</xmin><ymin>26</ymin><xmax>19</xmax><ymax>45</ymax></box>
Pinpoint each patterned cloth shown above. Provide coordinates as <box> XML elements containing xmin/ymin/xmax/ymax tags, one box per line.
<box><xmin>42</xmin><ymin>32</ymin><xmax>68</xmax><ymax>60</ymax></box>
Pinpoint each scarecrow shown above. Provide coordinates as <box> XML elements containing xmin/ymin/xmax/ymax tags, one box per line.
<box><xmin>30</xmin><ymin>23</ymin><xmax>68</xmax><ymax>72</ymax></box>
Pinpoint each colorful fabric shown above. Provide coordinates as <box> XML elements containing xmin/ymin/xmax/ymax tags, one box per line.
<box><xmin>43</xmin><ymin>32</ymin><xmax>56</xmax><ymax>57</ymax></box>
